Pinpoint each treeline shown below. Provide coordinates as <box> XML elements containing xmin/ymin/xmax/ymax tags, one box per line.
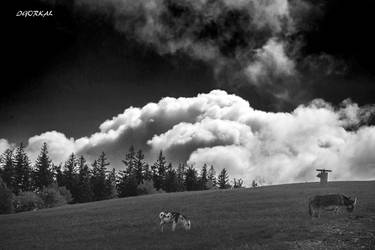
<box><xmin>0</xmin><ymin>143</ymin><xmax>243</xmax><ymax>214</ymax></box>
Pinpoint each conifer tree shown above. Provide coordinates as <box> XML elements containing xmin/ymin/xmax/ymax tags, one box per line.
<box><xmin>134</xmin><ymin>149</ymin><xmax>148</xmax><ymax>184</ymax></box>
<box><xmin>0</xmin><ymin>149</ymin><xmax>15</xmax><ymax>192</ymax></box>
<box><xmin>176</xmin><ymin>163</ymin><xmax>186</xmax><ymax>192</ymax></box>
<box><xmin>185</xmin><ymin>165</ymin><xmax>198</xmax><ymax>191</ymax></box>
<box><xmin>63</xmin><ymin>153</ymin><xmax>78</xmax><ymax>200</ymax></box>
<box><xmin>34</xmin><ymin>143</ymin><xmax>53</xmax><ymax>190</ymax></box>
<box><xmin>151</xmin><ymin>151</ymin><xmax>167</xmax><ymax>190</ymax></box>
<box><xmin>207</xmin><ymin>165</ymin><xmax>217</xmax><ymax>189</ymax></box>
<box><xmin>118</xmin><ymin>146</ymin><xmax>138</xmax><ymax>197</ymax></box>
<box><xmin>199</xmin><ymin>164</ymin><xmax>208</xmax><ymax>190</ymax></box>
<box><xmin>91</xmin><ymin>152</ymin><xmax>110</xmax><ymax>201</ymax></box>
<box><xmin>76</xmin><ymin>155</ymin><xmax>93</xmax><ymax>203</ymax></box>
<box><xmin>13</xmin><ymin>143</ymin><xmax>33</xmax><ymax>193</ymax></box>
<box><xmin>105</xmin><ymin>168</ymin><xmax>118</xmax><ymax>199</ymax></box>
<box><xmin>217</xmin><ymin>168</ymin><xmax>230</xmax><ymax>189</ymax></box>
<box><xmin>165</xmin><ymin>163</ymin><xmax>178</xmax><ymax>192</ymax></box>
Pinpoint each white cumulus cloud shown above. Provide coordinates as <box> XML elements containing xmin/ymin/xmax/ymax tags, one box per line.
<box><xmin>1</xmin><ymin>90</ymin><xmax>374</xmax><ymax>185</ymax></box>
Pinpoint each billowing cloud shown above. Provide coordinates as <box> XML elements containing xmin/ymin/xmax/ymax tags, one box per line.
<box><xmin>0</xmin><ymin>139</ymin><xmax>12</xmax><ymax>154</ymax></box>
<box><xmin>45</xmin><ymin>0</ymin><xmax>327</xmax><ymax>100</ymax></box>
<box><xmin>2</xmin><ymin>90</ymin><xmax>374</xmax><ymax>185</ymax></box>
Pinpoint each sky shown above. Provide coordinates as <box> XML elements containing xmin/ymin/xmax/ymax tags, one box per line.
<box><xmin>4</xmin><ymin>0</ymin><xmax>375</xmax><ymax>184</ymax></box>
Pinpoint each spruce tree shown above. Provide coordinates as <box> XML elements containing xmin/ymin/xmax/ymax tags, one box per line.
<box><xmin>34</xmin><ymin>143</ymin><xmax>53</xmax><ymax>190</ymax></box>
<box><xmin>76</xmin><ymin>155</ymin><xmax>93</xmax><ymax>203</ymax></box>
<box><xmin>91</xmin><ymin>153</ymin><xmax>110</xmax><ymax>201</ymax></box>
<box><xmin>176</xmin><ymin>163</ymin><xmax>186</xmax><ymax>192</ymax></box>
<box><xmin>134</xmin><ymin>149</ymin><xmax>148</xmax><ymax>184</ymax></box>
<box><xmin>118</xmin><ymin>146</ymin><xmax>138</xmax><ymax>197</ymax></box>
<box><xmin>165</xmin><ymin>164</ymin><xmax>178</xmax><ymax>192</ymax></box>
<box><xmin>0</xmin><ymin>149</ymin><xmax>15</xmax><ymax>192</ymax></box>
<box><xmin>217</xmin><ymin>168</ymin><xmax>230</xmax><ymax>189</ymax></box>
<box><xmin>207</xmin><ymin>165</ymin><xmax>217</xmax><ymax>189</ymax></box>
<box><xmin>199</xmin><ymin>164</ymin><xmax>208</xmax><ymax>190</ymax></box>
<box><xmin>13</xmin><ymin>143</ymin><xmax>33</xmax><ymax>193</ymax></box>
<box><xmin>105</xmin><ymin>168</ymin><xmax>118</xmax><ymax>199</ymax></box>
<box><xmin>151</xmin><ymin>151</ymin><xmax>167</xmax><ymax>190</ymax></box>
<box><xmin>185</xmin><ymin>165</ymin><xmax>198</xmax><ymax>191</ymax></box>
<box><xmin>63</xmin><ymin>153</ymin><xmax>78</xmax><ymax>201</ymax></box>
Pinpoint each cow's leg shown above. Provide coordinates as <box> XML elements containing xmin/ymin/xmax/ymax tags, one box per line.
<box><xmin>160</xmin><ymin>221</ymin><xmax>164</xmax><ymax>232</ymax></box>
<box><xmin>317</xmin><ymin>209</ymin><xmax>321</xmax><ymax>218</ymax></box>
<box><xmin>172</xmin><ymin>221</ymin><xmax>177</xmax><ymax>232</ymax></box>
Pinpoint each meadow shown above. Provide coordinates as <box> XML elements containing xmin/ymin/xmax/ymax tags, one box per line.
<box><xmin>1</xmin><ymin>181</ymin><xmax>374</xmax><ymax>250</ymax></box>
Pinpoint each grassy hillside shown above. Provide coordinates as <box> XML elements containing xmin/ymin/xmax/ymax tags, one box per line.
<box><xmin>1</xmin><ymin>181</ymin><xmax>374</xmax><ymax>250</ymax></box>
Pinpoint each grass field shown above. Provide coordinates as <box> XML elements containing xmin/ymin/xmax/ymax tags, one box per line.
<box><xmin>1</xmin><ymin>181</ymin><xmax>374</xmax><ymax>250</ymax></box>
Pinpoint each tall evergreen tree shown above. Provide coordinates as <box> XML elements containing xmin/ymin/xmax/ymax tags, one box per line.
<box><xmin>151</xmin><ymin>151</ymin><xmax>167</xmax><ymax>190</ymax></box>
<box><xmin>118</xmin><ymin>146</ymin><xmax>138</xmax><ymax>197</ymax></box>
<box><xmin>34</xmin><ymin>143</ymin><xmax>53</xmax><ymax>190</ymax></box>
<box><xmin>176</xmin><ymin>163</ymin><xmax>186</xmax><ymax>192</ymax></box>
<box><xmin>185</xmin><ymin>165</ymin><xmax>198</xmax><ymax>191</ymax></box>
<box><xmin>105</xmin><ymin>168</ymin><xmax>118</xmax><ymax>199</ymax></box>
<box><xmin>91</xmin><ymin>152</ymin><xmax>110</xmax><ymax>201</ymax></box>
<box><xmin>63</xmin><ymin>153</ymin><xmax>79</xmax><ymax>200</ymax></box>
<box><xmin>122</xmin><ymin>145</ymin><xmax>136</xmax><ymax>176</ymax></box>
<box><xmin>76</xmin><ymin>156</ymin><xmax>93</xmax><ymax>203</ymax></box>
<box><xmin>207</xmin><ymin>165</ymin><xmax>217</xmax><ymax>189</ymax></box>
<box><xmin>199</xmin><ymin>164</ymin><xmax>208</xmax><ymax>190</ymax></box>
<box><xmin>0</xmin><ymin>149</ymin><xmax>15</xmax><ymax>192</ymax></box>
<box><xmin>165</xmin><ymin>164</ymin><xmax>178</xmax><ymax>192</ymax></box>
<box><xmin>217</xmin><ymin>168</ymin><xmax>230</xmax><ymax>189</ymax></box>
<box><xmin>13</xmin><ymin>143</ymin><xmax>33</xmax><ymax>193</ymax></box>
<box><xmin>134</xmin><ymin>149</ymin><xmax>149</xmax><ymax>184</ymax></box>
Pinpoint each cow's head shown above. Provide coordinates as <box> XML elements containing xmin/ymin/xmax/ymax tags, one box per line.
<box><xmin>345</xmin><ymin>197</ymin><xmax>357</xmax><ymax>212</ymax></box>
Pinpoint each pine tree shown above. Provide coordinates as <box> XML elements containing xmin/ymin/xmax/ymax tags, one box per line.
<box><xmin>199</xmin><ymin>164</ymin><xmax>208</xmax><ymax>190</ymax></box>
<box><xmin>176</xmin><ymin>163</ymin><xmax>186</xmax><ymax>192</ymax></box>
<box><xmin>13</xmin><ymin>143</ymin><xmax>33</xmax><ymax>193</ymax></box>
<box><xmin>151</xmin><ymin>151</ymin><xmax>167</xmax><ymax>190</ymax></box>
<box><xmin>122</xmin><ymin>145</ymin><xmax>136</xmax><ymax>176</ymax></box>
<box><xmin>207</xmin><ymin>165</ymin><xmax>217</xmax><ymax>189</ymax></box>
<box><xmin>217</xmin><ymin>168</ymin><xmax>230</xmax><ymax>189</ymax></box>
<box><xmin>134</xmin><ymin>149</ymin><xmax>148</xmax><ymax>184</ymax></box>
<box><xmin>105</xmin><ymin>168</ymin><xmax>118</xmax><ymax>199</ymax></box>
<box><xmin>0</xmin><ymin>149</ymin><xmax>15</xmax><ymax>192</ymax></box>
<box><xmin>164</xmin><ymin>164</ymin><xmax>178</xmax><ymax>192</ymax></box>
<box><xmin>63</xmin><ymin>153</ymin><xmax>78</xmax><ymax>201</ymax></box>
<box><xmin>34</xmin><ymin>143</ymin><xmax>53</xmax><ymax>190</ymax></box>
<box><xmin>76</xmin><ymin>155</ymin><xmax>93</xmax><ymax>203</ymax></box>
<box><xmin>118</xmin><ymin>146</ymin><xmax>138</xmax><ymax>197</ymax></box>
<box><xmin>91</xmin><ymin>152</ymin><xmax>110</xmax><ymax>201</ymax></box>
<box><xmin>185</xmin><ymin>165</ymin><xmax>198</xmax><ymax>191</ymax></box>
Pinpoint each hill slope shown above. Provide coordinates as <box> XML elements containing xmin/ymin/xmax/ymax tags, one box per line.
<box><xmin>1</xmin><ymin>181</ymin><xmax>374</xmax><ymax>249</ymax></box>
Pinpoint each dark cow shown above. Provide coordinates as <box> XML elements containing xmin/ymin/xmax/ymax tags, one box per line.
<box><xmin>308</xmin><ymin>194</ymin><xmax>357</xmax><ymax>217</ymax></box>
<box><xmin>159</xmin><ymin>211</ymin><xmax>191</xmax><ymax>232</ymax></box>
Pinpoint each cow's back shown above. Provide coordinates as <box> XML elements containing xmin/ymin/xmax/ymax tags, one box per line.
<box><xmin>310</xmin><ymin>194</ymin><xmax>344</xmax><ymax>207</ymax></box>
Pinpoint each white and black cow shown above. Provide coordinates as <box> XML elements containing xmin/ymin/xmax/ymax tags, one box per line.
<box><xmin>308</xmin><ymin>194</ymin><xmax>357</xmax><ymax>218</ymax></box>
<box><xmin>159</xmin><ymin>211</ymin><xmax>191</xmax><ymax>232</ymax></box>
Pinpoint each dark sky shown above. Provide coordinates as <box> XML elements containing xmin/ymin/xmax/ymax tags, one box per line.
<box><xmin>5</xmin><ymin>0</ymin><xmax>375</xmax><ymax>143</ymax></box>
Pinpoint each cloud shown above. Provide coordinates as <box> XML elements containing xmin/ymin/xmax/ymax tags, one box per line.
<box><xmin>245</xmin><ymin>38</ymin><xmax>295</xmax><ymax>84</ymax></box>
<box><xmin>2</xmin><ymin>90</ymin><xmax>374</xmax><ymax>185</ymax></box>
<box><xmin>46</xmin><ymin>0</ymin><xmax>326</xmax><ymax>100</ymax></box>
<box><xmin>0</xmin><ymin>139</ymin><xmax>12</xmax><ymax>154</ymax></box>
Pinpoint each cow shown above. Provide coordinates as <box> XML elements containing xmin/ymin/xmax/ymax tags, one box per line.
<box><xmin>308</xmin><ymin>194</ymin><xmax>357</xmax><ymax>218</ymax></box>
<box><xmin>159</xmin><ymin>211</ymin><xmax>191</xmax><ymax>232</ymax></box>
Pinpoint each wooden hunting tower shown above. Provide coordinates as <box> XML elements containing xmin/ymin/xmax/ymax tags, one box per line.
<box><xmin>316</xmin><ymin>169</ymin><xmax>332</xmax><ymax>184</ymax></box>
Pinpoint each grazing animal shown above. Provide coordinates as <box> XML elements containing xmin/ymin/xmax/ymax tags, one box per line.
<box><xmin>159</xmin><ymin>211</ymin><xmax>191</xmax><ymax>232</ymax></box>
<box><xmin>308</xmin><ymin>194</ymin><xmax>357</xmax><ymax>218</ymax></box>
